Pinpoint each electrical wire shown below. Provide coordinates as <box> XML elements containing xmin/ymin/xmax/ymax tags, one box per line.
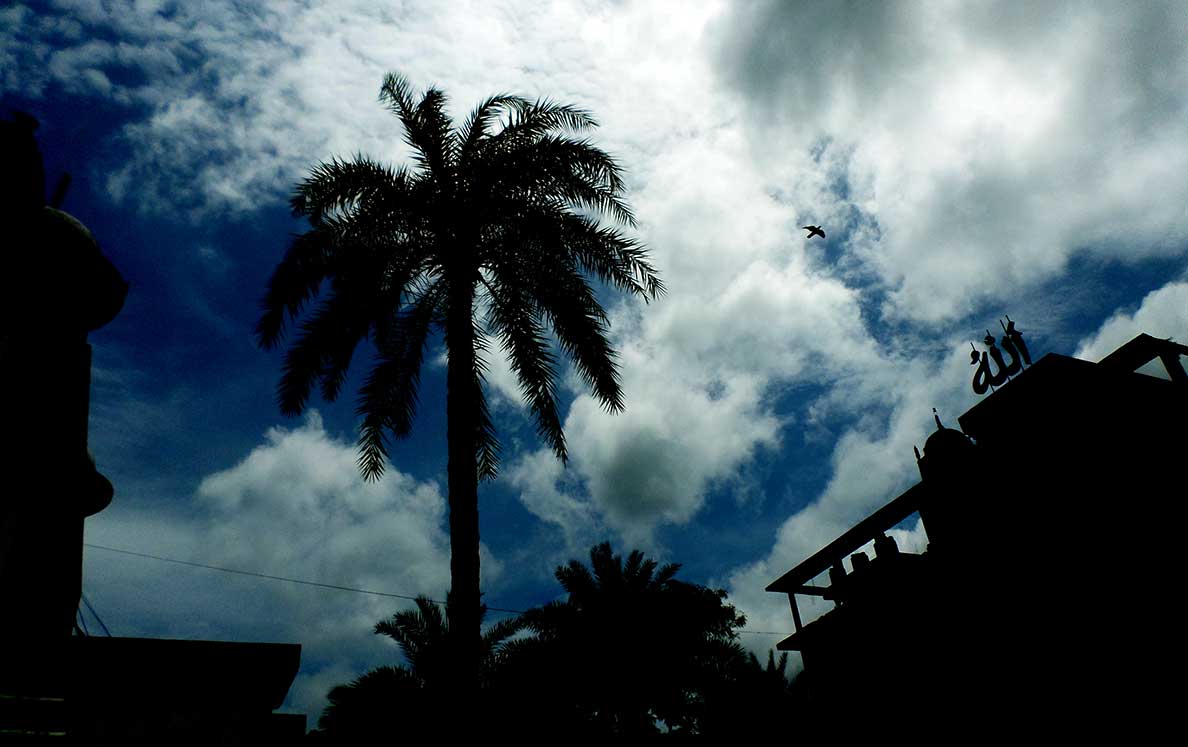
<box><xmin>84</xmin><ymin>542</ymin><xmax>520</xmax><ymax>614</ymax></box>
<box><xmin>80</xmin><ymin>592</ymin><xmax>112</xmax><ymax>637</ymax></box>
<box><xmin>83</xmin><ymin>541</ymin><xmax>785</xmax><ymax>635</ymax></box>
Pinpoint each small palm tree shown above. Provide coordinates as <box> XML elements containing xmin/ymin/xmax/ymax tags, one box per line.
<box><xmin>373</xmin><ymin>595</ymin><xmax>523</xmax><ymax>687</ymax></box>
<box><xmin>316</xmin><ymin>596</ymin><xmax>522</xmax><ymax>740</ymax></box>
<box><xmin>507</xmin><ymin>543</ymin><xmax>746</xmax><ymax>736</ymax></box>
<box><xmin>257</xmin><ymin>74</ymin><xmax>663</xmax><ymax>692</ymax></box>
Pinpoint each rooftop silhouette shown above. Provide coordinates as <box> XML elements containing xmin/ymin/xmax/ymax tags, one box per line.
<box><xmin>768</xmin><ymin>327</ymin><xmax>1187</xmax><ymax>735</ymax></box>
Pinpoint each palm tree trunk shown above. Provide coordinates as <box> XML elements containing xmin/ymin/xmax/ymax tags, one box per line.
<box><xmin>444</xmin><ymin>277</ymin><xmax>481</xmax><ymax>711</ymax></box>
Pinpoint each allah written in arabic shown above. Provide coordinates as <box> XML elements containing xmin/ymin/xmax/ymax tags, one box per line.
<box><xmin>971</xmin><ymin>316</ymin><xmax>1032</xmax><ymax>395</ymax></box>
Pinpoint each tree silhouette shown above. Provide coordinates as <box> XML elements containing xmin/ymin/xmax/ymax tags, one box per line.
<box><xmin>691</xmin><ymin>648</ymin><xmax>810</xmax><ymax>739</ymax></box>
<box><xmin>256</xmin><ymin>74</ymin><xmax>663</xmax><ymax>697</ymax></box>
<box><xmin>372</xmin><ymin>595</ymin><xmax>522</xmax><ymax>688</ymax></box>
<box><xmin>313</xmin><ymin>596</ymin><xmax>521</xmax><ymax>741</ymax></box>
<box><xmin>496</xmin><ymin>542</ymin><xmax>750</xmax><ymax>737</ymax></box>
<box><xmin>313</xmin><ymin>546</ymin><xmax>804</xmax><ymax>739</ymax></box>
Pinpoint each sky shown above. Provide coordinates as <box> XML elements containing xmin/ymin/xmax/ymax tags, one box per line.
<box><xmin>5</xmin><ymin>0</ymin><xmax>1188</xmax><ymax>723</ymax></box>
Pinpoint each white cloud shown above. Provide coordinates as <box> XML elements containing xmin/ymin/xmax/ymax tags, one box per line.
<box><xmin>713</xmin><ymin>1</ymin><xmax>1188</xmax><ymax>322</ymax></box>
<box><xmin>499</xmin><ymin>122</ymin><xmax>897</xmax><ymax>546</ymax></box>
<box><xmin>195</xmin><ymin>412</ymin><xmax>458</xmax><ymax>587</ymax></box>
<box><xmin>1075</xmin><ymin>280</ymin><xmax>1188</xmax><ymax>365</ymax></box>
<box><xmin>719</xmin><ymin>338</ymin><xmax>983</xmax><ymax>648</ymax></box>
<box><xmin>505</xmin><ymin>447</ymin><xmax>600</xmax><ymax>552</ymax></box>
<box><xmin>7</xmin><ymin>0</ymin><xmax>730</xmax><ymax>219</ymax></box>
<box><xmin>13</xmin><ymin>0</ymin><xmax>904</xmax><ymax>547</ymax></box>
<box><xmin>83</xmin><ymin>411</ymin><xmax>496</xmax><ymax>721</ymax></box>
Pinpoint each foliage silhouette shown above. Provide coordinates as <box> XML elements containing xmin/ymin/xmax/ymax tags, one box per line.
<box><xmin>312</xmin><ymin>544</ymin><xmax>802</xmax><ymax>739</ymax></box>
<box><xmin>690</xmin><ymin>648</ymin><xmax>810</xmax><ymax>739</ymax></box>
<box><xmin>313</xmin><ymin>596</ymin><xmax>522</xmax><ymax>741</ymax></box>
<box><xmin>492</xmin><ymin>542</ymin><xmax>794</xmax><ymax>737</ymax></box>
<box><xmin>257</xmin><ymin>73</ymin><xmax>663</xmax><ymax>695</ymax></box>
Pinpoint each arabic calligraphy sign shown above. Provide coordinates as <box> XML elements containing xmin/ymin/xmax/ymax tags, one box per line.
<box><xmin>971</xmin><ymin>316</ymin><xmax>1031</xmax><ymax>395</ymax></box>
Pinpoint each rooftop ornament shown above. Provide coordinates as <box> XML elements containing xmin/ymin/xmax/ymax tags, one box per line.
<box><xmin>970</xmin><ymin>316</ymin><xmax>1031</xmax><ymax>395</ymax></box>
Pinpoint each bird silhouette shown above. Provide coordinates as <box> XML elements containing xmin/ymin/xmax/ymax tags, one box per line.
<box><xmin>803</xmin><ymin>225</ymin><xmax>825</xmax><ymax>239</ymax></box>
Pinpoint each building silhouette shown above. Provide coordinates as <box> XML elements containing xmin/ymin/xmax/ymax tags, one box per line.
<box><xmin>768</xmin><ymin>332</ymin><xmax>1187</xmax><ymax>733</ymax></box>
<box><xmin>0</xmin><ymin>113</ymin><xmax>303</xmax><ymax>742</ymax></box>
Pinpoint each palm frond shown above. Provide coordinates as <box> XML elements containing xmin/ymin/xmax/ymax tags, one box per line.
<box><xmin>272</xmin><ymin>221</ymin><xmax>423</xmax><ymax>414</ymax></box>
<box><xmin>290</xmin><ymin>156</ymin><xmax>410</xmax><ymax>221</ymax></box>
<box><xmin>487</xmin><ymin>99</ymin><xmax>599</xmax><ymax>152</ymax></box>
<box><xmin>260</xmin><ymin>158</ymin><xmax>428</xmax><ymax>355</ymax></box>
<box><xmin>379</xmin><ymin>73</ymin><xmax>455</xmax><ymax>179</ymax></box>
<box><xmin>589</xmin><ymin>542</ymin><xmax>623</xmax><ymax>591</ymax></box>
<box><xmin>458</xmin><ymin>93</ymin><xmax>530</xmax><ymax>165</ymax></box>
<box><xmin>317</xmin><ymin>665</ymin><xmax>422</xmax><ymax>734</ymax></box>
<box><xmin>255</xmin><ymin>227</ymin><xmax>334</xmax><ymax>350</ymax></box>
<box><xmin>513</xmin><ymin>599</ymin><xmax>577</xmax><ymax>644</ymax></box>
<box><xmin>414</xmin><ymin>86</ymin><xmax>457</xmax><ymax>175</ymax></box>
<box><xmin>472</xmin><ymin>341</ymin><xmax>501</xmax><ymax>481</ymax></box>
<box><xmin>481</xmin><ymin>614</ymin><xmax>525</xmax><ymax>652</ymax></box>
<box><xmin>476</xmin><ymin>134</ymin><xmax>635</xmax><ymax>226</ymax></box>
<box><xmin>317</xmin><ymin>266</ymin><xmax>397</xmax><ymax>403</ymax></box>
<box><xmin>374</xmin><ymin>596</ymin><xmax>447</xmax><ymax>673</ymax></box>
<box><xmin>531</xmin><ymin>266</ymin><xmax>624</xmax><ymax>413</ymax></box>
<box><xmin>655</xmin><ymin>562</ymin><xmax>682</xmax><ymax>586</ymax></box>
<box><xmin>479</xmin><ymin>206</ymin><xmax>662</xmax><ymax>305</ymax></box>
<box><xmin>557</xmin><ymin>557</ymin><xmax>597</xmax><ymax>602</ymax></box>
<box><xmin>559</xmin><ymin>215</ymin><xmax>665</xmax><ymax>300</ymax></box>
<box><xmin>275</xmin><ymin>294</ymin><xmax>369</xmax><ymax>415</ymax></box>
<box><xmin>356</xmin><ymin>281</ymin><xmax>442</xmax><ymax>481</ymax></box>
<box><xmin>623</xmin><ymin>549</ymin><xmax>645</xmax><ymax>583</ymax></box>
<box><xmin>484</xmin><ymin>275</ymin><xmax>567</xmax><ymax>461</ymax></box>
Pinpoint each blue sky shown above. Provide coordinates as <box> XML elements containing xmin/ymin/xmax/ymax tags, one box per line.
<box><xmin>6</xmin><ymin>0</ymin><xmax>1188</xmax><ymax>721</ymax></box>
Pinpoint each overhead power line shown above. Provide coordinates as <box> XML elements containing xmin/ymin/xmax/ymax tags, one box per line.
<box><xmin>82</xmin><ymin>541</ymin><xmax>785</xmax><ymax>635</ymax></box>
<box><xmin>80</xmin><ymin>592</ymin><xmax>112</xmax><ymax>637</ymax></box>
<box><xmin>83</xmin><ymin>542</ymin><xmax>520</xmax><ymax>613</ymax></box>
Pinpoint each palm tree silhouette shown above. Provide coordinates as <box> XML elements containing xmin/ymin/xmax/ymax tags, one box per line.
<box><xmin>506</xmin><ymin>543</ymin><xmax>746</xmax><ymax>736</ymax></box>
<box><xmin>316</xmin><ymin>596</ymin><xmax>522</xmax><ymax>740</ymax></box>
<box><xmin>372</xmin><ymin>595</ymin><xmax>523</xmax><ymax>687</ymax></box>
<box><xmin>257</xmin><ymin>74</ymin><xmax>663</xmax><ymax>695</ymax></box>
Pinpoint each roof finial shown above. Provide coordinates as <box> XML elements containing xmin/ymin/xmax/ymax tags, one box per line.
<box><xmin>933</xmin><ymin>407</ymin><xmax>944</xmax><ymax>430</ymax></box>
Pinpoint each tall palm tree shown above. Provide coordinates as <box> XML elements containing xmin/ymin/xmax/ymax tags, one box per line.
<box><xmin>256</xmin><ymin>74</ymin><xmax>662</xmax><ymax>692</ymax></box>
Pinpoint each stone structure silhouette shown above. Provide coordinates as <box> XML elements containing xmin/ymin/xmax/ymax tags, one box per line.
<box><xmin>768</xmin><ymin>332</ymin><xmax>1188</xmax><ymax>735</ymax></box>
<box><xmin>0</xmin><ymin>112</ymin><xmax>127</xmax><ymax>645</ymax></box>
<box><xmin>0</xmin><ymin>113</ymin><xmax>304</xmax><ymax>742</ymax></box>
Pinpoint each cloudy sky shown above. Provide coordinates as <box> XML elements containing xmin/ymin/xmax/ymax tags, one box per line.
<box><xmin>6</xmin><ymin>0</ymin><xmax>1188</xmax><ymax>723</ymax></box>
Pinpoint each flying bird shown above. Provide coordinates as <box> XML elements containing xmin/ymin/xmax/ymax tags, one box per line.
<box><xmin>803</xmin><ymin>225</ymin><xmax>825</xmax><ymax>239</ymax></box>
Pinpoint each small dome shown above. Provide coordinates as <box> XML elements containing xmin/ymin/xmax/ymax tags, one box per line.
<box><xmin>917</xmin><ymin>423</ymin><xmax>977</xmax><ymax>482</ymax></box>
<box><xmin>5</xmin><ymin>207</ymin><xmax>128</xmax><ymax>333</ymax></box>
<box><xmin>923</xmin><ymin>425</ymin><xmax>974</xmax><ymax>459</ymax></box>
<box><xmin>916</xmin><ymin>409</ymin><xmax>976</xmax><ymax>480</ymax></box>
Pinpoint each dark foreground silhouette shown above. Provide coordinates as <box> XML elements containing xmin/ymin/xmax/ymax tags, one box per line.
<box><xmin>768</xmin><ymin>330</ymin><xmax>1188</xmax><ymax>737</ymax></box>
<box><xmin>310</xmin><ymin>543</ymin><xmax>804</xmax><ymax>741</ymax></box>
<box><xmin>0</xmin><ymin>112</ymin><xmax>304</xmax><ymax>744</ymax></box>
